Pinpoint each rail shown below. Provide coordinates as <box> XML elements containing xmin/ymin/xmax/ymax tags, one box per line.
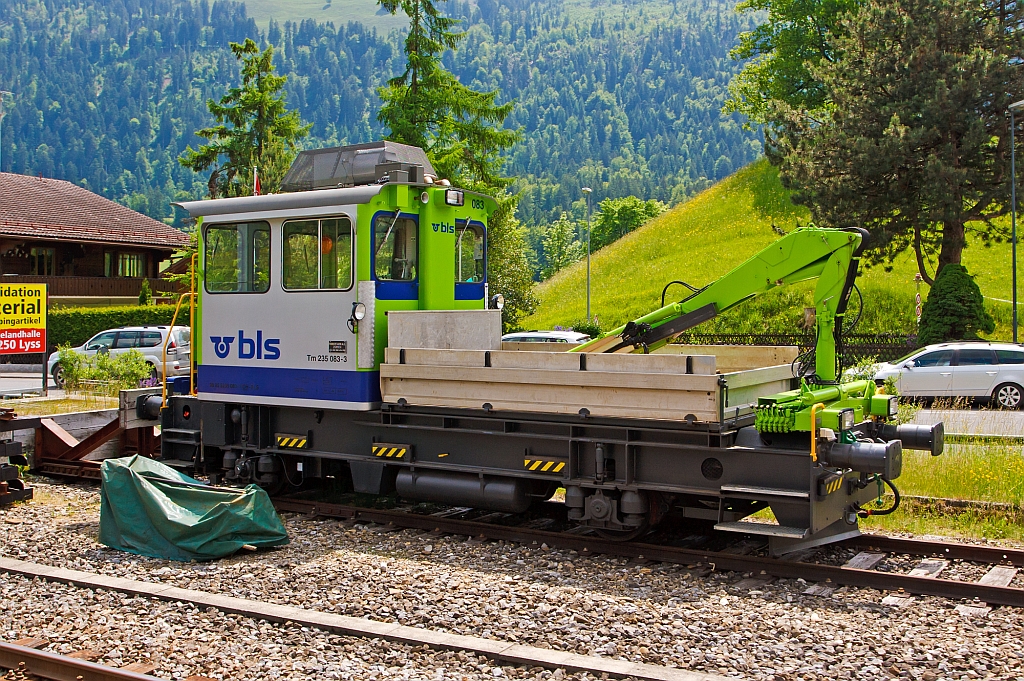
<box><xmin>0</xmin><ymin>641</ymin><xmax>157</xmax><ymax>680</ymax></box>
<box><xmin>272</xmin><ymin>498</ymin><xmax>1024</xmax><ymax>608</ymax></box>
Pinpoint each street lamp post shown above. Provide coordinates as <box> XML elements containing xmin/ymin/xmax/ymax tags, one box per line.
<box><xmin>1010</xmin><ymin>100</ymin><xmax>1024</xmax><ymax>343</ymax></box>
<box><xmin>0</xmin><ymin>92</ymin><xmax>12</xmax><ymax>173</ymax></box>
<box><xmin>582</xmin><ymin>187</ymin><xmax>593</xmax><ymax>321</ymax></box>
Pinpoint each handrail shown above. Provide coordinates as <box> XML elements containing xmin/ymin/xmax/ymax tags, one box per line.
<box><xmin>189</xmin><ymin>252</ymin><xmax>197</xmax><ymax>396</ymax></box>
<box><xmin>162</xmin><ymin>291</ymin><xmax>195</xmax><ymax>409</ymax></box>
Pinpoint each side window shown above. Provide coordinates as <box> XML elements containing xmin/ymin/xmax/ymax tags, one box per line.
<box><xmin>455</xmin><ymin>223</ymin><xmax>485</xmax><ymax>283</ymax></box>
<box><xmin>283</xmin><ymin>217</ymin><xmax>353</xmax><ymax>290</ymax></box>
<box><xmin>140</xmin><ymin>331</ymin><xmax>163</xmax><ymax>348</ymax></box>
<box><xmin>86</xmin><ymin>332</ymin><xmax>117</xmax><ymax>351</ymax></box>
<box><xmin>374</xmin><ymin>215</ymin><xmax>417</xmax><ymax>281</ymax></box>
<box><xmin>956</xmin><ymin>349</ymin><xmax>996</xmax><ymax>366</ymax></box>
<box><xmin>204</xmin><ymin>222</ymin><xmax>271</xmax><ymax>293</ymax></box>
<box><xmin>997</xmin><ymin>350</ymin><xmax>1024</xmax><ymax>364</ymax></box>
<box><xmin>914</xmin><ymin>350</ymin><xmax>953</xmax><ymax>367</ymax></box>
<box><xmin>113</xmin><ymin>331</ymin><xmax>140</xmax><ymax>349</ymax></box>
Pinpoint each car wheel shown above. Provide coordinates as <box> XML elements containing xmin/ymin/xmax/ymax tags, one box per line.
<box><xmin>992</xmin><ymin>383</ymin><xmax>1023</xmax><ymax>410</ymax></box>
<box><xmin>52</xmin><ymin>365</ymin><xmax>64</xmax><ymax>389</ymax></box>
<box><xmin>148</xmin><ymin>363</ymin><xmax>159</xmax><ymax>380</ymax></box>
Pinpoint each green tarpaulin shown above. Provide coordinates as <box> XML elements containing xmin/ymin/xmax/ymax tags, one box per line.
<box><xmin>99</xmin><ymin>455</ymin><xmax>289</xmax><ymax>561</ymax></box>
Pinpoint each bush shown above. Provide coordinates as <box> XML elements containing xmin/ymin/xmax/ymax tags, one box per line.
<box><xmin>917</xmin><ymin>264</ymin><xmax>995</xmax><ymax>347</ymax></box>
<box><xmin>49</xmin><ymin>305</ymin><xmax>181</xmax><ymax>348</ymax></box>
<box><xmin>568</xmin><ymin>318</ymin><xmax>602</xmax><ymax>338</ymax></box>
<box><xmin>57</xmin><ymin>346</ymin><xmax>153</xmax><ymax>394</ymax></box>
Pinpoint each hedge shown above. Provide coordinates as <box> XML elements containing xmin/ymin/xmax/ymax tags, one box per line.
<box><xmin>48</xmin><ymin>305</ymin><xmax>188</xmax><ymax>349</ymax></box>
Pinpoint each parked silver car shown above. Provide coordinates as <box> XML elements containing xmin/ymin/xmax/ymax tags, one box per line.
<box><xmin>48</xmin><ymin>325</ymin><xmax>191</xmax><ymax>388</ymax></box>
<box><xmin>501</xmin><ymin>330</ymin><xmax>591</xmax><ymax>343</ymax></box>
<box><xmin>872</xmin><ymin>342</ymin><xmax>1024</xmax><ymax>408</ymax></box>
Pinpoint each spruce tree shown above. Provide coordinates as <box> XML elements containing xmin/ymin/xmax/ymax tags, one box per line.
<box><xmin>378</xmin><ymin>0</ymin><xmax>534</xmax><ymax>329</ymax></box>
<box><xmin>179</xmin><ymin>39</ymin><xmax>310</xmax><ymax>198</ymax></box>
<box><xmin>917</xmin><ymin>264</ymin><xmax>995</xmax><ymax>346</ymax></box>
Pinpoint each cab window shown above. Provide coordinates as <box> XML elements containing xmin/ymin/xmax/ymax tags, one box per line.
<box><xmin>374</xmin><ymin>215</ymin><xmax>417</xmax><ymax>281</ymax></box>
<box><xmin>997</xmin><ymin>349</ymin><xmax>1024</xmax><ymax>364</ymax></box>
<box><xmin>455</xmin><ymin>223</ymin><xmax>485</xmax><ymax>283</ymax></box>
<box><xmin>204</xmin><ymin>222</ymin><xmax>270</xmax><ymax>293</ymax></box>
<box><xmin>914</xmin><ymin>350</ymin><xmax>953</xmax><ymax>367</ymax></box>
<box><xmin>283</xmin><ymin>217</ymin><xmax>353</xmax><ymax>290</ymax></box>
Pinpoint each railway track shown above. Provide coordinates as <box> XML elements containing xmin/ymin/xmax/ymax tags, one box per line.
<box><xmin>0</xmin><ymin>640</ymin><xmax>158</xmax><ymax>681</ymax></box>
<box><xmin>272</xmin><ymin>497</ymin><xmax>1024</xmax><ymax>608</ymax></box>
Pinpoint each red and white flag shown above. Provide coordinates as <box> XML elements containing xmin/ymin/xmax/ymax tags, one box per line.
<box><xmin>254</xmin><ymin>166</ymin><xmax>261</xmax><ymax>196</ymax></box>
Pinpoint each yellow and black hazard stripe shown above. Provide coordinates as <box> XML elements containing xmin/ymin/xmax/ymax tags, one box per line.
<box><xmin>372</xmin><ymin>444</ymin><xmax>409</xmax><ymax>459</ymax></box>
<box><xmin>276</xmin><ymin>433</ymin><xmax>309</xmax><ymax>449</ymax></box>
<box><xmin>817</xmin><ymin>473</ymin><xmax>844</xmax><ymax>497</ymax></box>
<box><xmin>524</xmin><ymin>458</ymin><xmax>566</xmax><ymax>474</ymax></box>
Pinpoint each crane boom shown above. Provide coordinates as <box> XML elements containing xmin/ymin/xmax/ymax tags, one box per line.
<box><xmin>571</xmin><ymin>227</ymin><xmax>868</xmax><ymax>382</ymax></box>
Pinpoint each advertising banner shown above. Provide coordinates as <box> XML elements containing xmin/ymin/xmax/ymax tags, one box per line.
<box><xmin>0</xmin><ymin>284</ymin><xmax>46</xmax><ymax>354</ymax></box>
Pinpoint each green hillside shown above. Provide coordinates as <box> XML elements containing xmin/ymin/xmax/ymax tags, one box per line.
<box><xmin>523</xmin><ymin>159</ymin><xmax>1017</xmax><ymax>340</ymax></box>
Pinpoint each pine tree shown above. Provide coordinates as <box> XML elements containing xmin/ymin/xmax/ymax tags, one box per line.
<box><xmin>769</xmin><ymin>0</ymin><xmax>1024</xmax><ymax>282</ymax></box>
<box><xmin>179</xmin><ymin>39</ymin><xmax>310</xmax><ymax>198</ymax></box>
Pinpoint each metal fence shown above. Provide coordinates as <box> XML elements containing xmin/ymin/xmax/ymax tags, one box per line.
<box><xmin>673</xmin><ymin>333</ymin><xmax>918</xmax><ymax>363</ymax></box>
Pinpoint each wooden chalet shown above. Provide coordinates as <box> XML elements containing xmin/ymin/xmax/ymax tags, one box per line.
<box><xmin>0</xmin><ymin>173</ymin><xmax>189</xmax><ymax>306</ymax></box>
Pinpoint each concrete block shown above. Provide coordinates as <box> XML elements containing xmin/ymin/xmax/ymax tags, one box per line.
<box><xmin>388</xmin><ymin>310</ymin><xmax>501</xmax><ymax>350</ymax></box>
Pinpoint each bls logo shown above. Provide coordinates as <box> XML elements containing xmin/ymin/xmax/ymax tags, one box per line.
<box><xmin>432</xmin><ymin>221</ymin><xmax>454</xmax><ymax>234</ymax></box>
<box><xmin>210</xmin><ymin>331</ymin><xmax>281</xmax><ymax>360</ymax></box>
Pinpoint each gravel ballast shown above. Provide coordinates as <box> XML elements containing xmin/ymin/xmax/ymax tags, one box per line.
<box><xmin>4</xmin><ymin>479</ymin><xmax>1024</xmax><ymax>680</ymax></box>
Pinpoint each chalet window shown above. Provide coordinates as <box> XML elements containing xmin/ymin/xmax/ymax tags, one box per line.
<box><xmin>204</xmin><ymin>222</ymin><xmax>271</xmax><ymax>293</ymax></box>
<box><xmin>30</xmin><ymin>247</ymin><xmax>54</xmax><ymax>276</ymax></box>
<box><xmin>104</xmin><ymin>252</ymin><xmax>148</xmax><ymax>277</ymax></box>
<box><xmin>282</xmin><ymin>217</ymin><xmax>353</xmax><ymax>290</ymax></box>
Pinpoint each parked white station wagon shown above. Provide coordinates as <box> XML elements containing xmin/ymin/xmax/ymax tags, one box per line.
<box><xmin>47</xmin><ymin>325</ymin><xmax>191</xmax><ymax>388</ymax></box>
<box><xmin>872</xmin><ymin>342</ymin><xmax>1024</xmax><ymax>409</ymax></box>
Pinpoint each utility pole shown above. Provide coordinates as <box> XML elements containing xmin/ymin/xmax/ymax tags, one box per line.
<box><xmin>0</xmin><ymin>92</ymin><xmax>12</xmax><ymax>173</ymax></box>
<box><xmin>582</xmin><ymin>186</ymin><xmax>593</xmax><ymax>321</ymax></box>
<box><xmin>1009</xmin><ymin>100</ymin><xmax>1024</xmax><ymax>343</ymax></box>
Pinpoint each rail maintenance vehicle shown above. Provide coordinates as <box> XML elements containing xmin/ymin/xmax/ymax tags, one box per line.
<box><xmin>152</xmin><ymin>141</ymin><xmax>944</xmax><ymax>554</ymax></box>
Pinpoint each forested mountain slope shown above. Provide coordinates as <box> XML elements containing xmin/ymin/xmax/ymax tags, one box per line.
<box><xmin>0</xmin><ymin>0</ymin><xmax>761</xmax><ymax>226</ymax></box>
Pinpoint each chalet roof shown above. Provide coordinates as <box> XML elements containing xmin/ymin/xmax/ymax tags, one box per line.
<box><xmin>0</xmin><ymin>173</ymin><xmax>189</xmax><ymax>250</ymax></box>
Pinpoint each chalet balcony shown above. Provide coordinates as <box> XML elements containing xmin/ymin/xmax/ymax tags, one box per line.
<box><xmin>0</xmin><ymin>275</ymin><xmax>180</xmax><ymax>298</ymax></box>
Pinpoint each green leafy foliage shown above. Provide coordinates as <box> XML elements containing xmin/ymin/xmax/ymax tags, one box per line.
<box><xmin>917</xmin><ymin>264</ymin><xmax>995</xmax><ymax>346</ymax></box>
<box><xmin>49</xmin><ymin>306</ymin><xmax>180</xmax><ymax>349</ymax></box>
<box><xmin>725</xmin><ymin>0</ymin><xmax>858</xmax><ymax>124</ymax></box>
<box><xmin>485</xmin><ymin>194</ymin><xmax>537</xmax><ymax>332</ymax></box>
<box><xmin>569</xmin><ymin>318</ymin><xmax>601</xmax><ymax>338</ymax></box>
<box><xmin>138</xmin><ymin>279</ymin><xmax>154</xmax><ymax>306</ymax></box>
<box><xmin>57</xmin><ymin>346</ymin><xmax>153</xmax><ymax>394</ymax></box>
<box><xmin>540</xmin><ymin>213</ymin><xmax>584</xmax><ymax>279</ymax></box>
<box><xmin>179</xmin><ymin>38</ymin><xmax>310</xmax><ymax>197</ymax></box>
<box><xmin>591</xmin><ymin>196</ymin><xmax>667</xmax><ymax>251</ymax></box>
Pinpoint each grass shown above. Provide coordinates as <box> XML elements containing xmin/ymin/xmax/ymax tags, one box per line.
<box><xmin>0</xmin><ymin>395</ymin><xmax>118</xmax><ymax>416</ymax></box>
<box><xmin>524</xmin><ymin>159</ymin><xmax>1019</xmax><ymax>340</ymax></box>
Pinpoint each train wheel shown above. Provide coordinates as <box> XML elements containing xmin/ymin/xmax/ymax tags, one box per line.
<box><xmin>594</xmin><ymin>522</ymin><xmax>650</xmax><ymax>541</ymax></box>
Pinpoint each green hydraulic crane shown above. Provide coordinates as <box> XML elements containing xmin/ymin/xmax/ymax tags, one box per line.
<box><xmin>571</xmin><ymin>226</ymin><xmax>868</xmax><ymax>384</ymax></box>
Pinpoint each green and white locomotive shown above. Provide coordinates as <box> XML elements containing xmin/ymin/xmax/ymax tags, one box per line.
<box><xmin>163</xmin><ymin>141</ymin><xmax>943</xmax><ymax>553</ymax></box>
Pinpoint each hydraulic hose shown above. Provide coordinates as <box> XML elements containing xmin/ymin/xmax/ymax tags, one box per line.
<box><xmin>856</xmin><ymin>477</ymin><xmax>901</xmax><ymax>517</ymax></box>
